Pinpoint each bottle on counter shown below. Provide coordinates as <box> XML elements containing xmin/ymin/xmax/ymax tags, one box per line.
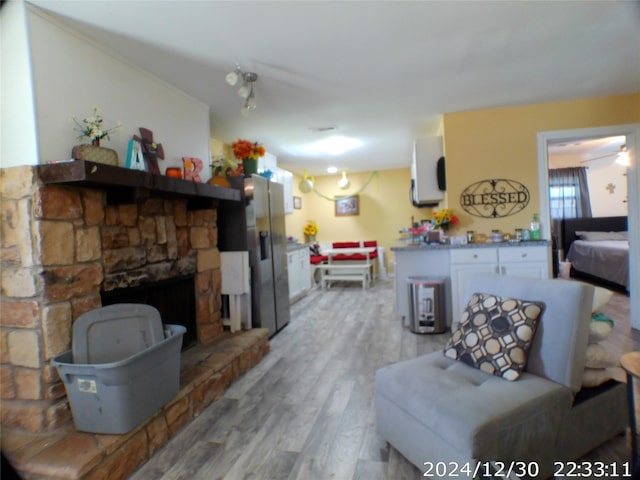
<box><xmin>530</xmin><ymin>213</ymin><xmax>540</xmax><ymax>240</ymax></box>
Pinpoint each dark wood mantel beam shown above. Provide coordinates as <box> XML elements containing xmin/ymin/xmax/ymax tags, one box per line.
<box><xmin>36</xmin><ymin>160</ymin><xmax>242</xmax><ymax>206</ymax></box>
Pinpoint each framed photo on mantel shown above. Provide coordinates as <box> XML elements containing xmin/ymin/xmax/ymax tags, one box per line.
<box><xmin>335</xmin><ymin>195</ymin><xmax>359</xmax><ymax>216</ymax></box>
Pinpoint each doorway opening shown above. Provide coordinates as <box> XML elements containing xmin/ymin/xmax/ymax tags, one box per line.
<box><xmin>536</xmin><ymin>123</ymin><xmax>639</xmax><ymax>330</ymax></box>
<box><xmin>101</xmin><ymin>275</ymin><xmax>197</xmax><ymax>351</ymax></box>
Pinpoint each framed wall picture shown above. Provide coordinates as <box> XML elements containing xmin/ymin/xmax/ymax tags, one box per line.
<box><xmin>293</xmin><ymin>196</ymin><xmax>302</xmax><ymax>209</ymax></box>
<box><xmin>335</xmin><ymin>195</ymin><xmax>359</xmax><ymax>216</ymax></box>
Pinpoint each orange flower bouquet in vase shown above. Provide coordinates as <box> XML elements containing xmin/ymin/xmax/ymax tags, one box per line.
<box><xmin>231</xmin><ymin>139</ymin><xmax>266</xmax><ymax>177</ymax></box>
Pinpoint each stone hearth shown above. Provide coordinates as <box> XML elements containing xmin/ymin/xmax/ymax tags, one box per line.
<box><xmin>2</xmin><ymin>330</ymin><xmax>270</xmax><ymax>479</ymax></box>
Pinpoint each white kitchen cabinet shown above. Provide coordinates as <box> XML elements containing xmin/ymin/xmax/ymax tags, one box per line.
<box><xmin>272</xmin><ymin>167</ymin><xmax>294</xmax><ymax>215</ymax></box>
<box><xmin>287</xmin><ymin>246</ymin><xmax>311</xmax><ymax>302</ymax></box>
<box><xmin>256</xmin><ymin>152</ymin><xmax>293</xmax><ymax>214</ymax></box>
<box><xmin>258</xmin><ymin>152</ymin><xmax>277</xmax><ymax>174</ymax></box>
<box><xmin>287</xmin><ymin>250</ymin><xmax>298</xmax><ymax>299</ymax></box>
<box><xmin>450</xmin><ymin>248</ymin><xmax>499</xmax><ymax>327</ymax></box>
<box><xmin>450</xmin><ymin>245</ymin><xmax>550</xmax><ymax>327</ymax></box>
<box><xmin>498</xmin><ymin>245</ymin><xmax>550</xmax><ymax>278</ymax></box>
<box><xmin>392</xmin><ymin>242</ymin><xmax>551</xmax><ymax>330</ymax></box>
<box><xmin>281</xmin><ymin>169</ymin><xmax>293</xmax><ymax>214</ymax></box>
<box><xmin>411</xmin><ymin>137</ymin><xmax>445</xmax><ymax>206</ymax></box>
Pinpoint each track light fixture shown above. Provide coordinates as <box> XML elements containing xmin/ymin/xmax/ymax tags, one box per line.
<box><xmin>226</xmin><ymin>65</ymin><xmax>258</xmax><ymax>116</ymax></box>
<box><xmin>225</xmin><ymin>66</ymin><xmax>241</xmax><ymax>86</ymax></box>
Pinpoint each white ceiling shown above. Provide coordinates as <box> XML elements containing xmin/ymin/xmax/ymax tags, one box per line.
<box><xmin>29</xmin><ymin>0</ymin><xmax>640</xmax><ymax>176</ymax></box>
<box><xmin>548</xmin><ymin>135</ymin><xmax>626</xmax><ymax>168</ymax></box>
<box><xmin>548</xmin><ymin>135</ymin><xmax>625</xmax><ymax>156</ymax></box>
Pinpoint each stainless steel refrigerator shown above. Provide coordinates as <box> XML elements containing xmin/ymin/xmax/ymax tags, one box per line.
<box><xmin>218</xmin><ymin>175</ymin><xmax>290</xmax><ymax>337</ymax></box>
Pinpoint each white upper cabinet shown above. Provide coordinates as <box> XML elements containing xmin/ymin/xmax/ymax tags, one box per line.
<box><xmin>279</xmin><ymin>169</ymin><xmax>294</xmax><ymax>214</ymax></box>
<box><xmin>411</xmin><ymin>137</ymin><xmax>445</xmax><ymax>206</ymax></box>
<box><xmin>257</xmin><ymin>152</ymin><xmax>293</xmax><ymax>214</ymax></box>
<box><xmin>270</xmin><ymin>167</ymin><xmax>293</xmax><ymax>215</ymax></box>
<box><xmin>258</xmin><ymin>152</ymin><xmax>277</xmax><ymax>174</ymax></box>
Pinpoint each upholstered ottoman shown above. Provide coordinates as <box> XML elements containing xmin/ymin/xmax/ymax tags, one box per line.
<box><xmin>376</xmin><ymin>352</ymin><xmax>571</xmax><ymax>472</ymax></box>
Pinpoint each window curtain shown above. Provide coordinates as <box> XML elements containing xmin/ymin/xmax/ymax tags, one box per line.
<box><xmin>549</xmin><ymin>167</ymin><xmax>592</xmax><ymax>263</ymax></box>
<box><xmin>549</xmin><ymin>167</ymin><xmax>592</xmax><ymax>219</ymax></box>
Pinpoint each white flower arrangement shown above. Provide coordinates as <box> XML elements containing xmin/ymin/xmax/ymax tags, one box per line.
<box><xmin>72</xmin><ymin>107</ymin><xmax>122</xmax><ymax>145</ymax></box>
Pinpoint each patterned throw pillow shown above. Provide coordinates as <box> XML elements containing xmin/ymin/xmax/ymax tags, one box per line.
<box><xmin>444</xmin><ymin>293</ymin><xmax>544</xmax><ymax>381</ymax></box>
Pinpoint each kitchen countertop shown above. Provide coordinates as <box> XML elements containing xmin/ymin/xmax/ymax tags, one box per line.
<box><xmin>287</xmin><ymin>242</ymin><xmax>309</xmax><ymax>252</ymax></box>
<box><xmin>391</xmin><ymin>239</ymin><xmax>551</xmax><ymax>252</ymax></box>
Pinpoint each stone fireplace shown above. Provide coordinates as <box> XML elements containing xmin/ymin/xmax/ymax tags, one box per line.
<box><xmin>0</xmin><ymin>164</ymin><xmax>231</xmax><ymax>433</ymax></box>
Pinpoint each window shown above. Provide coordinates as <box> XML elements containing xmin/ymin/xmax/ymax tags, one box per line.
<box><xmin>549</xmin><ymin>185</ymin><xmax>577</xmax><ymax>219</ymax></box>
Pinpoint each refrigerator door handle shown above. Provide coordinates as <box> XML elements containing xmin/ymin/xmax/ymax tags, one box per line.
<box><xmin>259</xmin><ymin>230</ymin><xmax>270</xmax><ymax>260</ymax></box>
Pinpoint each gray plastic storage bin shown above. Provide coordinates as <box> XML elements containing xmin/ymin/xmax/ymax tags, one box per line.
<box><xmin>53</xmin><ymin>324</ymin><xmax>185</xmax><ymax>434</ymax></box>
<box><xmin>73</xmin><ymin>303</ymin><xmax>165</xmax><ymax>364</ymax></box>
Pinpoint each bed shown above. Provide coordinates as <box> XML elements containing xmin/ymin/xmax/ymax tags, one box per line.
<box><xmin>561</xmin><ymin>216</ymin><xmax>629</xmax><ymax>290</ymax></box>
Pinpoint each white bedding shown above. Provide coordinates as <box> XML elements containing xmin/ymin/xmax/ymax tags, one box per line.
<box><xmin>566</xmin><ymin>240</ymin><xmax>629</xmax><ymax>288</ymax></box>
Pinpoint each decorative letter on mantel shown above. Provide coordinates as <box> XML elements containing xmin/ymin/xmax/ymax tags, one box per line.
<box><xmin>133</xmin><ymin>128</ymin><xmax>164</xmax><ymax>175</ymax></box>
<box><xmin>182</xmin><ymin>157</ymin><xmax>203</xmax><ymax>182</ymax></box>
<box><xmin>459</xmin><ymin>179</ymin><xmax>530</xmax><ymax>218</ymax></box>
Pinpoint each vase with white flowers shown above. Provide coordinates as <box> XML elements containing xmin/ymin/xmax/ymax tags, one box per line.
<box><xmin>71</xmin><ymin>107</ymin><xmax>122</xmax><ymax>166</ymax></box>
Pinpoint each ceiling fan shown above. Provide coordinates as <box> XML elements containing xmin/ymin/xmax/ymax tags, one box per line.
<box><xmin>581</xmin><ymin>144</ymin><xmax>629</xmax><ymax>166</ymax></box>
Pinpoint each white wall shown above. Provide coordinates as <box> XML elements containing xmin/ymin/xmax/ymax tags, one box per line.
<box><xmin>548</xmin><ymin>154</ymin><xmax>628</xmax><ymax>217</ymax></box>
<box><xmin>25</xmin><ymin>6</ymin><xmax>210</xmax><ymax>171</ymax></box>
<box><xmin>1</xmin><ymin>0</ymin><xmax>39</xmax><ymax>167</ymax></box>
<box><xmin>548</xmin><ymin>153</ymin><xmax>581</xmax><ymax>169</ymax></box>
<box><xmin>587</xmin><ymin>162</ymin><xmax>628</xmax><ymax>217</ymax></box>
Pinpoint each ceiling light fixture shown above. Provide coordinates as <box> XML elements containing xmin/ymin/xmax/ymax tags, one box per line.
<box><xmin>327</xmin><ymin>166</ymin><xmax>338</xmax><ymax>174</ymax></box>
<box><xmin>226</xmin><ymin>65</ymin><xmax>258</xmax><ymax>116</ymax></box>
<box><xmin>225</xmin><ymin>65</ymin><xmax>241</xmax><ymax>86</ymax></box>
<box><xmin>337</xmin><ymin>170</ymin><xmax>350</xmax><ymax>190</ymax></box>
<box><xmin>299</xmin><ymin>169</ymin><xmax>315</xmax><ymax>193</ymax></box>
<box><xmin>308</xmin><ymin>135</ymin><xmax>362</xmax><ymax>155</ymax></box>
<box><xmin>616</xmin><ymin>144</ymin><xmax>630</xmax><ymax>167</ymax></box>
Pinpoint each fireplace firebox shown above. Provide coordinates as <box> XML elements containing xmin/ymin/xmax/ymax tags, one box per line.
<box><xmin>101</xmin><ymin>276</ymin><xmax>197</xmax><ymax>351</ymax></box>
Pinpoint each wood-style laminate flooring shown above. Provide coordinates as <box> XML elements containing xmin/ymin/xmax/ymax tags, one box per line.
<box><xmin>129</xmin><ymin>279</ymin><xmax>639</xmax><ymax>480</ymax></box>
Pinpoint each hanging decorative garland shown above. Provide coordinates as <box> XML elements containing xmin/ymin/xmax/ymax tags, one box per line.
<box><xmin>311</xmin><ymin>171</ymin><xmax>379</xmax><ymax>201</ymax></box>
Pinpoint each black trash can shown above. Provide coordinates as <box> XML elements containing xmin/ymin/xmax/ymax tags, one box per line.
<box><xmin>407</xmin><ymin>276</ymin><xmax>447</xmax><ymax>334</ymax></box>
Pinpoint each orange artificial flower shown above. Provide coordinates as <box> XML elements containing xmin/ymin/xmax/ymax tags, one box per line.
<box><xmin>231</xmin><ymin>139</ymin><xmax>266</xmax><ymax>161</ymax></box>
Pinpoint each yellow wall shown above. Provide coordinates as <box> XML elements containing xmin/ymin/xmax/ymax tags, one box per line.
<box><xmin>226</xmin><ymin>93</ymin><xmax>639</xmax><ymax>272</ymax></box>
<box><xmin>284</xmin><ymin>168</ymin><xmax>436</xmax><ymax>271</ymax></box>
<box><xmin>443</xmin><ymin>93</ymin><xmax>640</xmax><ymax>238</ymax></box>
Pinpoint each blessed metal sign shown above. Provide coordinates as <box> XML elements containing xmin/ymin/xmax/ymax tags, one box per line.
<box><xmin>460</xmin><ymin>179</ymin><xmax>530</xmax><ymax>218</ymax></box>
